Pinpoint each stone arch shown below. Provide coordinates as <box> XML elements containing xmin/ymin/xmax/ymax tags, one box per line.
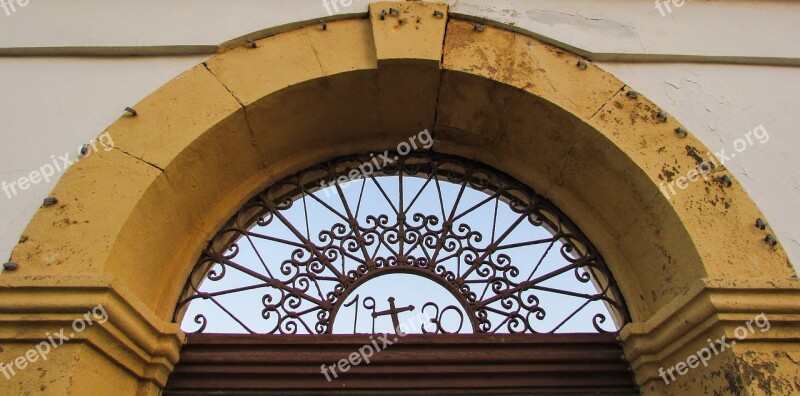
<box><xmin>3</xmin><ymin>2</ymin><xmax>798</xmax><ymax>395</ymax></box>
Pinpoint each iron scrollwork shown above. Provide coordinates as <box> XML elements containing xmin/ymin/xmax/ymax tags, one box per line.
<box><xmin>174</xmin><ymin>152</ymin><xmax>631</xmax><ymax>335</ymax></box>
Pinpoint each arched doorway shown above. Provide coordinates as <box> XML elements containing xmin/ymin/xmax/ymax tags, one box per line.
<box><xmin>165</xmin><ymin>151</ymin><xmax>637</xmax><ymax>394</ymax></box>
<box><xmin>4</xmin><ymin>3</ymin><xmax>798</xmax><ymax>395</ymax></box>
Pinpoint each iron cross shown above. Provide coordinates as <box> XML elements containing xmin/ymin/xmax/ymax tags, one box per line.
<box><xmin>371</xmin><ymin>297</ymin><xmax>414</xmax><ymax>334</ymax></box>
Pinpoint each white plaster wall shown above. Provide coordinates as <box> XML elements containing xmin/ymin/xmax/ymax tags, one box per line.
<box><xmin>599</xmin><ymin>63</ymin><xmax>800</xmax><ymax>272</ymax></box>
<box><xmin>0</xmin><ymin>57</ymin><xmax>206</xmax><ymax>266</ymax></box>
<box><xmin>0</xmin><ymin>1</ymin><xmax>798</xmax><ymax>274</ymax></box>
<box><xmin>1</xmin><ymin>0</ymin><xmax>798</xmax><ymax>59</ymax></box>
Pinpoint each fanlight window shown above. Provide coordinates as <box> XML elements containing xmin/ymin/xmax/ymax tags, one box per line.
<box><xmin>174</xmin><ymin>152</ymin><xmax>629</xmax><ymax>335</ymax></box>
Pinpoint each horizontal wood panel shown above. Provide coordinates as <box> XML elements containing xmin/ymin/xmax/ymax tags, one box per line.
<box><xmin>165</xmin><ymin>334</ymin><xmax>638</xmax><ymax>395</ymax></box>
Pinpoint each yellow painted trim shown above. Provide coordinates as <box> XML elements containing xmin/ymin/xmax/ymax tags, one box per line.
<box><xmin>2</xmin><ymin>2</ymin><xmax>798</xmax><ymax>394</ymax></box>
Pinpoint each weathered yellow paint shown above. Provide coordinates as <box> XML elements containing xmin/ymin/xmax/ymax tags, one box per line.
<box><xmin>370</xmin><ymin>2</ymin><xmax>448</xmax><ymax>65</ymax></box>
<box><xmin>2</xmin><ymin>4</ymin><xmax>798</xmax><ymax>395</ymax></box>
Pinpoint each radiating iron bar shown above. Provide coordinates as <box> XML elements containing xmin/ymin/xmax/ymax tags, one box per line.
<box><xmin>204</xmin><ymin>295</ymin><xmax>258</xmax><ymax>334</ymax></box>
<box><xmin>285</xmin><ymin>305</ymin><xmax>327</xmax><ymax>318</ymax></box>
<box><xmin>243</xmin><ymin>233</ymin><xmax>275</xmax><ymax>279</ymax></box>
<box><xmin>403</xmin><ymin>173</ymin><xmax>435</xmax><ymax>213</ymax></box>
<box><xmin>242</xmin><ymin>230</ymin><xmax>307</xmax><ymax>249</ymax></box>
<box><xmin>354</xmin><ymin>178</ymin><xmax>367</xmax><ymax>218</ymax></box>
<box><xmin>436</xmin><ymin>247</ymin><xmax>477</xmax><ymax>265</ymax></box>
<box><xmin>491</xmin><ymin>196</ymin><xmax>499</xmax><ymax>244</ymax></box>
<box><xmin>367</xmin><ymin>174</ymin><xmax>399</xmax><ymax>214</ymax></box>
<box><xmin>483</xmin><ymin>309</ymin><xmax>530</xmax><ymax>333</ymax></box>
<box><xmin>434</xmin><ymin>176</ymin><xmax>447</xmax><ymax>220</ymax></box>
<box><xmin>265</xmin><ymin>200</ymin><xmax>346</xmax><ymax>281</ymax></box>
<box><xmin>550</xmin><ymin>298</ymin><xmax>595</xmax><ymax>333</ymax></box>
<box><xmin>332</xmin><ymin>180</ymin><xmax>373</xmax><ymax>263</ymax></box>
<box><xmin>528</xmin><ymin>284</ymin><xmax>602</xmax><ymax>300</ymax></box>
<box><xmin>180</xmin><ymin>282</ymin><xmax>273</xmax><ymax>305</ymax></box>
<box><xmin>398</xmin><ymin>169</ymin><xmax>405</xmax><ymax>258</ymax></box>
<box><xmin>430</xmin><ymin>165</ymin><xmax>475</xmax><ymax>263</ymax></box>
<box><xmin>495</xmin><ymin>236</ymin><xmax>559</xmax><ymax>251</ymax></box>
<box><xmin>299</xmin><ymin>184</ymin><xmax>351</xmax><ymax>223</ymax></box>
<box><xmin>473</xmin><ymin>261</ymin><xmax>593</xmax><ymax>309</ymax></box>
<box><xmin>302</xmin><ymin>193</ymin><xmax>311</xmax><ymax>241</ymax></box>
<box><xmin>434</xmin><ymin>234</ymin><xmax>557</xmax><ymax>265</ymax></box>
<box><xmin>450</xmin><ymin>191</ymin><xmax>501</xmax><ymax>223</ymax></box>
<box><xmin>213</xmin><ymin>256</ymin><xmax>331</xmax><ymax>309</ymax></box>
<box><xmin>526</xmin><ymin>238</ymin><xmax>558</xmax><ymax>282</ymax></box>
<box><xmin>458</xmin><ymin>210</ymin><xmax>529</xmax><ymax>281</ymax></box>
<box><xmin>479</xmin><ymin>304</ymin><xmax>532</xmax><ymax>331</ymax></box>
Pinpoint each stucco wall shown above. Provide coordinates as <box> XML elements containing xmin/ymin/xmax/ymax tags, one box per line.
<box><xmin>599</xmin><ymin>63</ymin><xmax>800</xmax><ymax>273</ymax></box>
<box><xmin>0</xmin><ymin>0</ymin><xmax>798</xmax><ymax>272</ymax></box>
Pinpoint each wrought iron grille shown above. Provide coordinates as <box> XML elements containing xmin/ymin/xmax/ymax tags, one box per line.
<box><xmin>174</xmin><ymin>152</ymin><xmax>630</xmax><ymax>335</ymax></box>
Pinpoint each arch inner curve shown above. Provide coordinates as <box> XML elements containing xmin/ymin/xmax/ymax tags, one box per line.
<box><xmin>174</xmin><ymin>151</ymin><xmax>630</xmax><ymax>335</ymax></box>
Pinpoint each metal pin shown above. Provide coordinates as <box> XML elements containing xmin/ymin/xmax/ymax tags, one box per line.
<box><xmin>756</xmin><ymin>218</ymin><xmax>767</xmax><ymax>230</ymax></box>
<box><xmin>3</xmin><ymin>262</ymin><xmax>18</xmax><ymax>271</ymax></box>
<box><xmin>720</xmin><ymin>175</ymin><xmax>733</xmax><ymax>187</ymax></box>
<box><xmin>626</xmin><ymin>91</ymin><xmax>638</xmax><ymax>99</ymax></box>
<box><xmin>320</xmin><ymin>19</ymin><xmax>327</xmax><ymax>30</ymax></box>
<box><xmin>675</xmin><ymin>127</ymin><xmax>688</xmax><ymax>138</ymax></box>
<box><xmin>389</xmin><ymin>8</ymin><xmax>399</xmax><ymax>16</ymax></box>
<box><xmin>576</xmin><ymin>60</ymin><xmax>588</xmax><ymax>70</ymax></box>
<box><xmin>124</xmin><ymin>107</ymin><xmax>138</xmax><ymax>117</ymax></box>
<box><xmin>656</xmin><ymin>111</ymin><xmax>668</xmax><ymax>123</ymax></box>
<box><xmin>380</xmin><ymin>10</ymin><xmax>386</xmax><ymax>20</ymax></box>
<box><xmin>473</xmin><ymin>23</ymin><xmax>485</xmax><ymax>32</ymax></box>
<box><xmin>246</xmin><ymin>39</ymin><xmax>257</xmax><ymax>49</ymax></box>
<box><xmin>765</xmin><ymin>234</ymin><xmax>778</xmax><ymax>247</ymax></box>
<box><xmin>79</xmin><ymin>144</ymin><xmax>91</xmax><ymax>157</ymax></box>
<box><xmin>433</xmin><ymin>10</ymin><xmax>444</xmax><ymax>18</ymax></box>
<box><xmin>43</xmin><ymin>197</ymin><xmax>58</xmax><ymax>207</ymax></box>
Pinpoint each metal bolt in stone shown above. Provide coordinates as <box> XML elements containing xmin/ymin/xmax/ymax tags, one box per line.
<box><xmin>79</xmin><ymin>144</ymin><xmax>91</xmax><ymax>157</ymax></box>
<box><xmin>43</xmin><ymin>197</ymin><xmax>58</xmax><ymax>207</ymax></box>
<box><xmin>473</xmin><ymin>23</ymin><xmax>485</xmax><ymax>32</ymax></box>
<box><xmin>433</xmin><ymin>10</ymin><xmax>444</xmax><ymax>18</ymax></box>
<box><xmin>124</xmin><ymin>107</ymin><xmax>138</xmax><ymax>117</ymax></box>
<box><xmin>756</xmin><ymin>218</ymin><xmax>767</xmax><ymax>230</ymax></box>
<box><xmin>656</xmin><ymin>111</ymin><xmax>668</xmax><ymax>123</ymax></box>
<box><xmin>246</xmin><ymin>39</ymin><xmax>257</xmax><ymax>48</ymax></box>
<box><xmin>765</xmin><ymin>234</ymin><xmax>778</xmax><ymax>247</ymax></box>
<box><xmin>380</xmin><ymin>10</ymin><xmax>386</xmax><ymax>20</ymax></box>
<box><xmin>3</xmin><ymin>262</ymin><xmax>18</xmax><ymax>271</ymax></box>
<box><xmin>320</xmin><ymin>19</ymin><xmax>327</xmax><ymax>30</ymax></box>
<box><xmin>720</xmin><ymin>175</ymin><xmax>733</xmax><ymax>187</ymax></box>
<box><xmin>675</xmin><ymin>127</ymin><xmax>688</xmax><ymax>138</ymax></box>
<box><xmin>389</xmin><ymin>8</ymin><xmax>399</xmax><ymax>16</ymax></box>
<box><xmin>626</xmin><ymin>91</ymin><xmax>638</xmax><ymax>99</ymax></box>
<box><xmin>576</xmin><ymin>60</ymin><xmax>588</xmax><ymax>70</ymax></box>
